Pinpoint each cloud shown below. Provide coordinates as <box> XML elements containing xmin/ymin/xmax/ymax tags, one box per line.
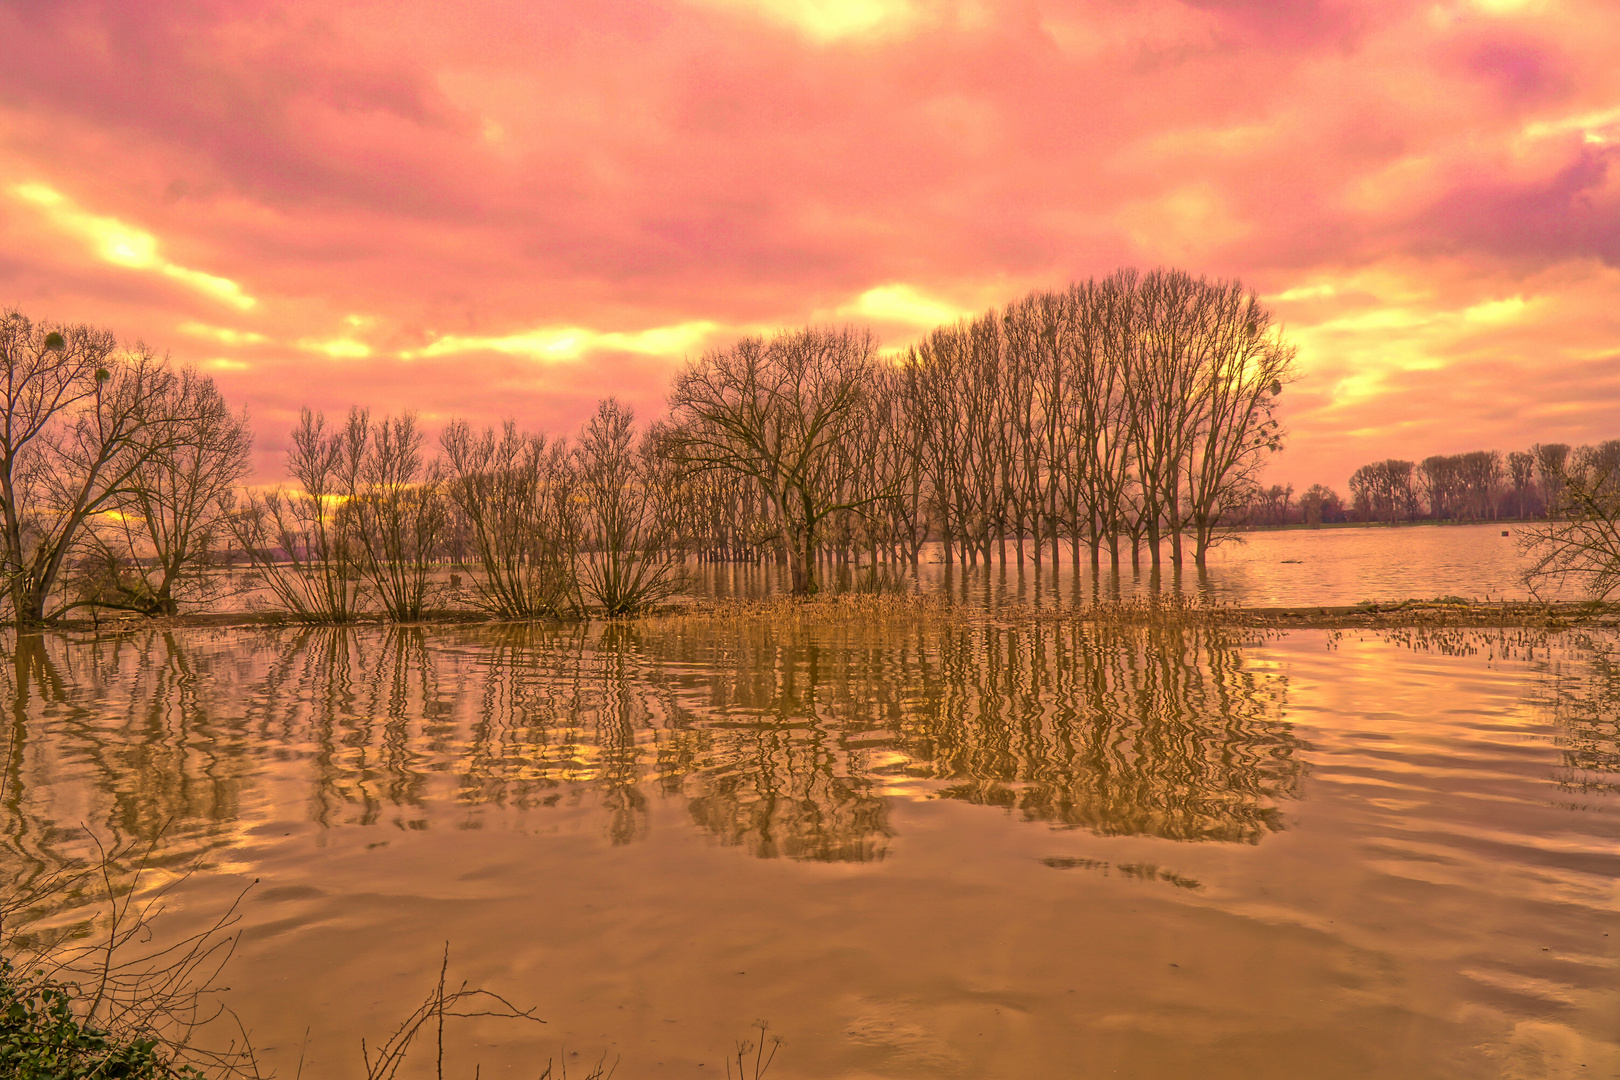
<box><xmin>689</xmin><ymin>0</ymin><xmax>932</xmax><ymax>41</ymax></box>
<box><xmin>409</xmin><ymin>321</ymin><xmax>723</xmax><ymax>362</ymax></box>
<box><xmin>0</xmin><ymin>0</ymin><xmax>1617</xmax><ymax>490</ymax></box>
<box><xmin>180</xmin><ymin>321</ymin><xmax>268</xmax><ymax>345</ymax></box>
<box><xmin>298</xmin><ymin>337</ymin><xmax>373</xmax><ymax>358</ymax></box>
<box><xmin>839</xmin><ymin>284</ymin><xmax>973</xmax><ymax>328</ymax></box>
<box><xmin>10</xmin><ymin>182</ymin><xmax>256</xmax><ymax>310</ymax></box>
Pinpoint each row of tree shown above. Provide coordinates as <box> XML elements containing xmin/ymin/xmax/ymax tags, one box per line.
<box><xmin>1240</xmin><ymin>443</ymin><xmax>1617</xmax><ymax>529</ymax></box>
<box><xmin>1334</xmin><ymin>443</ymin><xmax>1596</xmax><ymax>525</ymax></box>
<box><xmin>11</xmin><ymin>288</ymin><xmax>1620</xmax><ymax>623</ymax></box>
<box><xmin>227</xmin><ymin>400</ymin><xmax>688</xmax><ymax>621</ymax></box>
<box><xmin>670</xmin><ymin>268</ymin><xmax>1295</xmax><ymax>592</ymax></box>
<box><xmin>2</xmin><ymin>271</ymin><xmax>1300</xmax><ymax>623</ymax></box>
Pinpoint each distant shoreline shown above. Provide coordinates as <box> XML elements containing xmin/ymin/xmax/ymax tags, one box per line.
<box><xmin>1232</xmin><ymin>519</ymin><xmax>1527</xmax><ymax>533</ymax></box>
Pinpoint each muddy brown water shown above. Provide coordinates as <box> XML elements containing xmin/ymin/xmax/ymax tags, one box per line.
<box><xmin>691</xmin><ymin>522</ymin><xmax>1554</xmax><ymax>608</ymax></box>
<box><xmin>3</xmin><ymin>617</ymin><xmax>1616</xmax><ymax>1078</ymax></box>
<box><xmin>202</xmin><ymin>521</ymin><xmax>1564</xmax><ymax>621</ymax></box>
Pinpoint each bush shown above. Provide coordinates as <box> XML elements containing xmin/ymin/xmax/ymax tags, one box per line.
<box><xmin>0</xmin><ymin>957</ymin><xmax>200</xmax><ymax>1080</ymax></box>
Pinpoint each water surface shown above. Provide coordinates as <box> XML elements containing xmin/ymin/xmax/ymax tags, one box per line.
<box><xmin>3</xmin><ymin>616</ymin><xmax>1616</xmax><ymax>1078</ymax></box>
<box><xmin>692</xmin><ymin>522</ymin><xmax>1556</xmax><ymax>610</ymax></box>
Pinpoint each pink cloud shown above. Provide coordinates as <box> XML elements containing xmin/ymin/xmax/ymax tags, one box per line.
<box><xmin>3</xmin><ymin>0</ymin><xmax>1619</xmax><ymax>491</ymax></box>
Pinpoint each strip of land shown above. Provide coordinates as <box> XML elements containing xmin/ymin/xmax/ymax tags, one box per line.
<box><xmin>28</xmin><ymin>597</ymin><xmax>1618</xmax><ymax>635</ymax></box>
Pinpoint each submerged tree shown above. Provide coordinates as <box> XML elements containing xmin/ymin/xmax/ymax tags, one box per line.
<box><xmin>227</xmin><ymin>407</ymin><xmax>368</xmax><ymax>621</ymax></box>
<box><xmin>668</xmin><ymin>325</ymin><xmax>890</xmax><ymax>596</ymax></box>
<box><xmin>441</xmin><ymin>419</ymin><xmax>579</xmax><ymax>617</ymax></box>
<box><xmin>89</xmin><ymin>370</ymin><xmax>253</xmax><ymax>616</ymax></box>
<box><xmin>0</xmin><ymin>311</ymin><xmax>206</xmax><ymax>626</ymax></box>
<box><xmin>347</xmin><ymin>411</ymin><xmax>446</xmax><ymax>620</ymax></box>
<box><xmin>574</xmin><ymin>398</ymin><xmax>686</xmax><ymax>615</ymax></box>
<box><xmin>1520</xmin><ymin>444</ymin><xmax>1620</xmax><ymax>600</ymax></box>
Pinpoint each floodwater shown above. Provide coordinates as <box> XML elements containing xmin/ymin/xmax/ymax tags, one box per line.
<box><xmin>693</xmin><ymin>522</ymin><xmax>1559</xmax><ymax>610</ymax></box>
<box><xmin>3</xmin><ymin>614</ymin><xmax>1616</xmax><ymax>1079</ymax></box>
<box><xmin>209</xmin><ymin>522</ymin><xmax>1553</xmax><ymax>619</ymax></box>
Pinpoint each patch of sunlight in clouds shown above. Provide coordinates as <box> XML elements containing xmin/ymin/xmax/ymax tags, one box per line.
<box><xmin>841</xmin><ymin>284</ymin><xmax>972</xmax><ymax>328</ymax></box>
<box><xmin>297</xmin><ymin>316</ymin><xmax>379</xmax><ymax>358</ymax></box>
<box><xmin>1467</xmin><ymin>0</ymin><xmax>1546</xmax><ymax>13</ymax></box>
<box><xmin>10</xmin><ymin>183</ymin><xmax>256</xmax><ymax>310</ymax></box>
<box><xmin>1531</xmin><ymin>401</ymin><xmax>1599</xmax><ymax>417</ymax></box>
<box><xmin>1312</xmin><ymin>307</ymin><xmax>1435</xmax><ymax>333</ymax></box>
<box><xmin>1306</xmin><ymin>294</ymin><xmax>1536</xmax><ymax>335</ymax></box>
<box><xmin>299</xmin><ymin>337</ymin><xmax>373</xmax><ymax>358</ymax></box>
<box><xmin>1430</xmin><ymin>0</ymin><xmax>1547</xmax><ymax>24</ymax></box>
<box><xmin>1269</xmin><ymin>283</ymin><xmax>1338</xmax><ymax>302</ymax></box>
<box><xmin>205</xmin><ymin>358</ymin><xmax>251</xmax><ymax>371</ymax></box>
<box><xmin>1522</xmin><ymin>105</ymin><xmax>1620</xmax><ymax>147</ymax></box>
<box><xmin>691</xmin><ymin>0</ymin><xmax>934</xmax><ymax>41</ymax></box>
<box><xmin>411</xmin><ymin>321</ymin><xmax>721</xmax><ymax>362</ymax></box>
<box><xmin>180</xmin><ymin>321</ymin><xmax>267</xmax><ymax>345</ymax></box>
<box><xmin>1299</xmin><ymin>290</ymin><xmax>1543</xmax><ymax>412</ymax></box>
<box><xmin>1327</xmin><ymin>374</ymin><xmax>1392</xmax><ymax>414</ymax></box>
<box><xmin>1463</xmin><ymin>296</ymin><xmax>1532</xmax><ymax>323</ymax></box>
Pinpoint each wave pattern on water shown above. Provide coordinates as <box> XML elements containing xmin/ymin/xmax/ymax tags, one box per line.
<box><xmin>1</xmin><ymin>620</ymin><xmax>1616</xmax><ymax>1080</ymax></box>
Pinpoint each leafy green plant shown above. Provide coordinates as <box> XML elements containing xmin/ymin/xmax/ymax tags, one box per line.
<box><xmin>0</xmin><ymin>957</ymin><xmax>203</xmax><ymax>1079</ymax></box>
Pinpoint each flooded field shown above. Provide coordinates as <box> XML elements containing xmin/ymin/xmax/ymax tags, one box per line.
<box><xmin>693</xmin><ymin>522</ymin><xmax>1555</xmax><ymax>610</ymax></box>
<box><xmin>201</xmin><ymin>521</ymin><xmax>1555</xmax><ymax>620</ymax></box>
<box><xmin>4</xmin><ymin>614</ymin><xmax>1617</xmax><ymax>1078</ymax></box>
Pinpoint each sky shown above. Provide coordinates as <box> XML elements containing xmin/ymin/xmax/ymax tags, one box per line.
<box><xmin>1</xmin><ymin>0</ymin><xmax>1617</xmax><ymax>490</ymax></box>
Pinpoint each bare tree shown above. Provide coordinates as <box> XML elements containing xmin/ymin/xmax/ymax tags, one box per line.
<box><xmin>1297</xmin><ymin>484</ymin><xmax>1343</xmax><ymax>528</ymax></box>
<box><xmin>903</xmin><ymin>322</ymin><xmax>972</xmax><ymax>568</ymax></box>
<box><xmin>574</xmin><ymin>398</ymin><xmax>686</xmax><ymax>615</ymax></box>
<box><xmin>227</xmin><ymin>407</ymin><xmax>368</xmax><ymax>622</ymax></box>
<box><xmin>1180</xmin><ymin>277</ymin><xmax>1294</xmax><ymax>565</ymax></box>
<box><xmin>1519</xmin><ymin>444</ymin><xmax>1620</xmax><ymax>599</ymax></box>
<box><xmin>1419</xmin><ymin>455</ymin><xmax>1458</xmax><ymax>520</ymax></box>
<box><xmin>440</xmin><ymin>419</ymin><xmax>579</xmax><ymax>617</ymax></box>
<box><xmin>0</xmin><ymin>310</ymin><xmax>201</xmax><ymax>625</ymax></box>
<box><xmin>668</xmin><ymin>326</ymin><xmax>887</xmax><ymax>596</ymax></box>
<box><xmin>1507</xmin><ymin>450</ymin><xmax>1536</xmax><ymax>519</ymax></box>
<box><xmin>347</xmin><ymin>412</ymin><xmax>446</xmax><ymax>620</ymax></box>
<box><xmin>1534</xmin><ymin>443</ymin><xmax>1571</xmax><ymax>519</ymax></box>
<box><xmin>1350</xmin><ymin>459</ymin><xmax>1416</xmax><ymax>524</ymax></box>
<box><xmin>1457</xmin><ymin>449</ymin><xmax>1503</xmax><ymax>520</ymax></box>
<box><xmin>88</xmin><ymin>370</ymin><xmax>252</xmax><ymax>615</ymax></box>
<box><xmin>1072</xmin><ymin>275</ymin><xmax>1137</xmax><ymax>566</ymax></box>
<box><xmin>1122</xmin><ymin>270</ymin><xmax>1200</xmax><ymax>567</ymax></box>
<box><xmin>1246</xmin><ymin>484</ymin><xmax>1294</xmax><ymax>527</ymax></box>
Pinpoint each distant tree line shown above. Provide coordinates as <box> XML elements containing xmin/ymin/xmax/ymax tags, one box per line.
<box><xmin>1</xmin><ymin>271</ymin><xmax>1296</xmax><ymax>625</ymax></box>
<box><xmin>1247</xmin><ymin>442</ymin><xmax>1609</xmax><ymax>528</ymax></box>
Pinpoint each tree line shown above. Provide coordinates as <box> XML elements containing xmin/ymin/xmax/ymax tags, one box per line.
<box><xmin>1243</xmin><ymin>443</ymin><xmax>1608</xmax><ymax>528</ymax></box>
<box><xmin>1</xmin><ymin>270</ymin><xmax>1296</xmax><ymax>625</ymax></box>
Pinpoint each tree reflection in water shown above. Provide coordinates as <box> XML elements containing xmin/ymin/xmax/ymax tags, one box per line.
<box><xmin>2</xmin><ymin>616</ymin><xmax>1329</xmax><ymax>881</ymax></box>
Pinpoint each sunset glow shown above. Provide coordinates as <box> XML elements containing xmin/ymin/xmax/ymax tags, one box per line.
<box><xmin>1</xmin><ymin>0</ymin><xmax>1616</xmax><ymax>486</ymax></box>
